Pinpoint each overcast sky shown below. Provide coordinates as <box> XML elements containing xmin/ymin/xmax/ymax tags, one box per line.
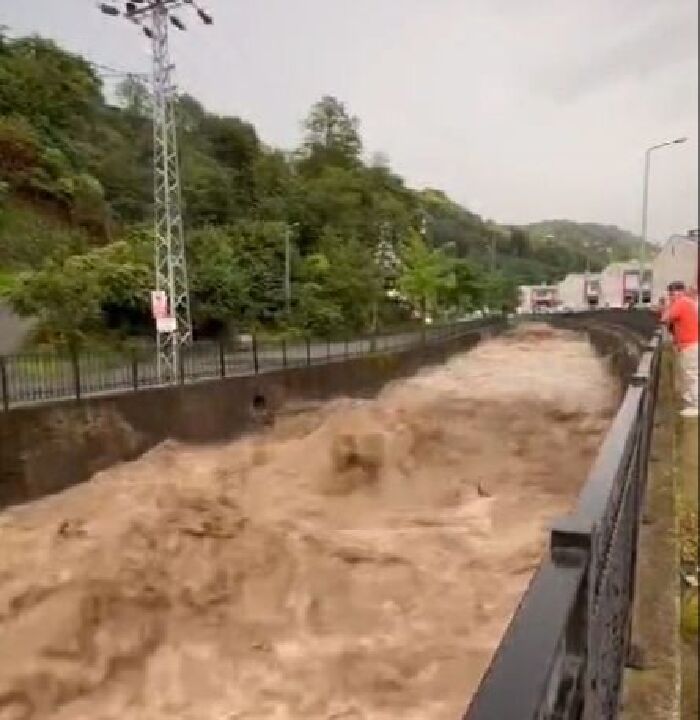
<box><xmin>3</xmin><ymin>0</ymin><xmax>697</xmax><ymax>242</ymax></box>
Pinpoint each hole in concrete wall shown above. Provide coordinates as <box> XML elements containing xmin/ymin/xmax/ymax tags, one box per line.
<box><xmin>251</xmin><ymin>392</ymin><xmax>274</xmax><ymax>426</ymax></box>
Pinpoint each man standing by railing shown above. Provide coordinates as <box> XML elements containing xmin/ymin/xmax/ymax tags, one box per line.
<box><xmin>660</xmin><ymin>281</ymin><xmax>698</xmax><ymax>418</ymax></box>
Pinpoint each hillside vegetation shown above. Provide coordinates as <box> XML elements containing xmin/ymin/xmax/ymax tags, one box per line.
<box><xmin>525</xmin><ymin>219</ymin><xmax>650</xmax><ymax>267</ymax></box>
<box><xmin>0</xmin><ymin>32</ymin><xmax>642</xmax><ymax>345</ymax></box>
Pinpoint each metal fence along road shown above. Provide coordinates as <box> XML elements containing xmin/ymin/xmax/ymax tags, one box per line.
<box><xmin>0</xmin><ymin>320</ymin><xmax>494</xmax><ymax>410</ymax></box>
<box><xmin>463</xmin><ymin>319</ymin><xmax>661</xmax><ymax>720</ymax></box>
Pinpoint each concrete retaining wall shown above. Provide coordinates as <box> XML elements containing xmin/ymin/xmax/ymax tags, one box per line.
<box><xmin>0</xmin><ymin>312</ymin><xmax>657</xmax><ymax>512</ymax></box>
<box><xmin>0</xmin><ymin>330</ymin><xmax>488</xmax><ymax>510</ymax></box>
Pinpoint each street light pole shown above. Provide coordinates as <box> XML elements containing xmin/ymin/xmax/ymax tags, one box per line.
<box><xmin>640</xmin><ymin>137</ymin><xmax>687</xmax><ymax>283</ymax></box>
<box><xmin>284</xmin><ymin>223</ymin><xmax>298</xmax><ymax>317</ymax></box>
<box><xmin>285</xmin><ymin>226</ymin><xmax>291</xmax><ymax>317</ymax></box>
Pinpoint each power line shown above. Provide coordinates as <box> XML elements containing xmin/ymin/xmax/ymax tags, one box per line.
<box><xmin>97</xmin><ymin>1</ymin><xmax>213</xmax><ymax>382</ymax></box>
<box><xmin>90</xmin><ymin>60</ymin><xmax>149</xmax><ymax>80</ymax></box>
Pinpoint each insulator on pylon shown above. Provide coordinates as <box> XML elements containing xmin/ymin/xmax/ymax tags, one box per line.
<box><xmin>170</xmin><ymin>15</ymin><xmax>186</xmax><ymax>31</ymax></box>
<box><xmin>125</xmin><ymin>1</ymin><xmax>137</xmax><ymax>13</ymax></box>
<box><xmin>142</xmin><ymin>25</ymin><xmax>154</xmax><ymax>39</ymax></box>
<box><xmin>197</xmin><ymin>9</ymin><xmax>213</xmax><ymax>24</ymax></box>
<box><xmin>98</xmin><ymin>3</ymin><xmax>120</xmax><ymax>16</ymax></box>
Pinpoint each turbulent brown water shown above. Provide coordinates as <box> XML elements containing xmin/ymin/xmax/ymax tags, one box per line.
<box><xmin>0</xmin><ymin>324</ymin><xmax>619</xmax><ymax>720</ymax></box>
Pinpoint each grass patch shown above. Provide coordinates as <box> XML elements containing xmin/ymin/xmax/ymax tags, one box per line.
<box><xmin>682</xmin><ymin>592</ymin><xmax>699</xmax><ymax>639</ymax></box>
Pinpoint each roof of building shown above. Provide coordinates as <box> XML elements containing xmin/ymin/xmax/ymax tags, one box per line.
<box><xmin>600</xmin><ymin>261</ymin><xmax>641</xmax><ymax>274</ymax></box>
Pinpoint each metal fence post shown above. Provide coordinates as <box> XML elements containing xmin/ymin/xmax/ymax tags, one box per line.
<box><xmin>327</xmin><ymin>338</ymin><xmax>331</xmax><ymax>361</ymax></box>
<box><xmin>345</xmin><ymin>336</ymin><xmax>349</xmax><ymax>359</ymax></box>
<box><xmin>252</xmin><ymin>334</ymin><xmax>259</xmax><ymax>374</ymax></box>
<box><xmin>0</xmin><ymin>356</ymin><xmax>8</xmax><ymax>411</ymax></box>
<box><xmin>70</xmin><ymin>345</ymin><xmax>81</xmax><ymax>401</ymax></box>
<box><xmin>282</xmin><ymin>338</ymin><xmax>287</xmax><ymax>368</ymax></box>
<box><xmin>179</xmin><ymin>345</ymin><xmax>186</xmax><ymax>385</ymax></box>
<box><xmin>219</xmin><ymin>340</ymin><xmax>226</xmax><ymax>378</ymax></box>
<box><xmin>131</xmin><ymin>351</ymin><xmax>138</xmax><ymax>391</ymax></box>
<box><xmin>306</xmin><ymin>337</ymin><xmax>311</xmax><ymax>367</ymax></box>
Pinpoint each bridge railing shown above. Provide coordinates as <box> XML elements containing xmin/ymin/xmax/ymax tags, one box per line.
<box><xmin>0</xmin><ymin>318</ymin><xmax>499</xmax><ymax>411</ymax></box>
<box><xmin>463</xmin><ymin>330</ymin><xmax>661</xmax><ymax>720</ymax></box>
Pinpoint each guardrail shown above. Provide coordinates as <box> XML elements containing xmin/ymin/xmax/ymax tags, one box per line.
<box><xmin>463</xmin><ymin>328</ymin><xmax>661</xmax><ymax>720</ymax></box>
<box><xmin>0</xmin><ymin>319</ymin><xmax>497</xmax><ymax>411</ymax></box>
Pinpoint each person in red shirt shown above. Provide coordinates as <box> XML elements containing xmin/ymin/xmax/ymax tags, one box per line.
<box><xmin>661</xmin><ymin>281</ymin><xmax>698</xmax><ymax>418</ymax></box>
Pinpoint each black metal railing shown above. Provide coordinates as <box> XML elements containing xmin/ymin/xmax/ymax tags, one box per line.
<box><xmin>0</xmin><ymin>318</ymin><xmax>498</xmax><ymax>411</ymax></box>
<box><xmin>463</xmin><ymin>329</ymin><xmax>661</xmax><ymax>720</ymax></box>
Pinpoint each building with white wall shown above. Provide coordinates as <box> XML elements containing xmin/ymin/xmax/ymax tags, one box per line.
<box><xmin>651</xmin><ymin>231</ymin><xmax>699</xmax><ymax>303</ymax></box>
<box><xmin>517</xmin><ymin>285</ymin><xmax>559</xmax><ymax>313</ymax></box>
<box><xmin>599</xmin><ymin>262</ymin><xmax>652</xmax><ymax>308</ymax></box>
<box><xmin>557</xmin><ymin>273</ymin><xmax>601</xmax><ymax>311</ymax></box>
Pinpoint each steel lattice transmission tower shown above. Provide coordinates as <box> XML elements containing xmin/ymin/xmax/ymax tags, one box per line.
<box><xmin>98</xmin><ymin>1</ymin><xmax>213</xmax><ymax>381</ymax></box>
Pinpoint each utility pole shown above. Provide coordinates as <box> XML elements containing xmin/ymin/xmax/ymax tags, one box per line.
<box><xmin>98</xmin><ymin>1</ymin><xmax>213</xmax><ymax>381</ymax></box>
<box><xmin>372</xmin><ymin>222</ymin><xmax>395</xmax><ymax>334</ymax></box>
<box><xmin>284</xmin><ymin>224</ymin><xmax>297</xmax><ymax>317</ymax></box>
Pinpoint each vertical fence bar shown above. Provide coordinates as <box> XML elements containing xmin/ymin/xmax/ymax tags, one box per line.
<box><xmin>282</xmin><ymin>339</ymin><xmax>287</xmax><ymax>368</ymax></box>
<box><xmin>131</xmin><ymin>351</ymin><xmax>139</xmax><ymax>391</ymax></box>
<box><xmin>345</xmin><ymin>336</ymin><xmax>349</xmax><ymax>359</ymax></box>
<box><xmin>252</xmin><ymin>334</ymin><xmax>259</xmax><ymax>374</ymax></box>
<box><xmin>327</xmin><ymin>338</ymin><xmax>331</xmax><ymax>361</ymax></box>
<box><xmin>219</xmin><ymin>340</ymin><xmax>226</xmax><ymax>378</ymax></box>
<box><xmin>70</xmin><ymin>345</ymin><xmax>81</xmax><ymax>401</ymax></box>
<box><xmin>0</xmin><ymin>356</ymin><xmax>8</xmax><ymax>411</ymax></box>
<box><xmin>306</xmin><ymin>337</ymin><xmax>311</xmax><ymax>367</ymax></box>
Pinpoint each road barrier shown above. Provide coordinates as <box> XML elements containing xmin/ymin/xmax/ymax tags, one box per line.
<box><xmin>463</xmin><ymin>315</ymin><xmax>661</xmax><ymax>720</ymax></box>
<box><xmin>0</xmin><ymin>319</ymin><xmax>496</xmax><ymax>411</ymax></box>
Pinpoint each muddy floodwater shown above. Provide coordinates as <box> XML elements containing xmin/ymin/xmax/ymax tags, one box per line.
<box><xmin>0</xmin><ymin>325</ymin><xmax>619</xmax><ymax>720</ymax></box>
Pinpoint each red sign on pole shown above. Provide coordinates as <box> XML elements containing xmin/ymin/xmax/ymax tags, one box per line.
<box><xmin>150</xmin><ymin>290</ymin><xmax>168</xmax><ymax>319</ymax></box>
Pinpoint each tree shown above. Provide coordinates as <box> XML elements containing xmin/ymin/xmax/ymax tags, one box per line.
<box><xmin>187</xmin><ymin>226</ymin><xmax>249</xmax><ymax>333</ymax></box>
<box><xmin>9</xmin><ymin>239</ymin><xmax>150</xmax><ymax>343</ymax></box>
<box><xmin>479</xmin><ymin>271</ymin><xmax>519</xmax><ymax>313</ymax></box>
<box><xmin>294</xmin><ymin>229</ymin><xmax>381</xmax><ymax>335</ymax></box>
<box><xmin>0</xmin><ymin>37</ymin><xmax>100</xmax><ymax>136</ymax></box>
<box><xmin>510</xmin><ymin>227</ymin><xmax>531</xmax><ymax>258</ymax></box>
<box><xmin>188</xmin><ymin>221</ymin><xmax>288</xmax><ymax>330</ymax></box>
<box><xmin>300</xmin><ymin>96</ymin><xmax>362</xmax><ymax>172</ymax></box>
<box><xmin>445</xmin><ymin>259</ymin><xmax>483</xmax><ymax>315</ymax></box>
<box><xmin>398</xmin><ymin>231</ymin><xmax>456</xmax><ymax>320</ymax></box>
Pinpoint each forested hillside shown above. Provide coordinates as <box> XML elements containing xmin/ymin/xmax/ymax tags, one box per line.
<box><xmin>525</xmin><ymin>220</ymin><xmax>649</xmax><ymax>266</ymax></box>
<box><xmin>0</xmin><ymin>32</ymin><xmax>641</xmax><ymax>345</ymax></box>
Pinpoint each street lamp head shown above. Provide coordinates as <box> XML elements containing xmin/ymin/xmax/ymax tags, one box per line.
<box><xmin>673</xmin><ymin>137</ymin><xmax>688</xmax><ymax>144</ymax></box>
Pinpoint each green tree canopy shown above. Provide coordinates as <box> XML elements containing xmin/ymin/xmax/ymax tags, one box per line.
<box><xmin>398</xmin><ymin>231</ymin><xmax>456</xmax><ymax>320</ymax></box>
<box><xmin>9</xmin><ymin>238</ymin><xmax>150</xmax><ymax>343</ymax></box>
<box><xmin>300</xmin><ymin>95</ymin><xmax>362</xmax><ymax>173</ymax></box>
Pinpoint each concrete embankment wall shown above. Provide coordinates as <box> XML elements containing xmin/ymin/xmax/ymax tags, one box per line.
<box><xmin>0</xmin><ymin>312</ymin><xmax>656</xmax><ymax>513</ymax></box>
<box><xmin>0</xmin><ymin>329</ymin><xmax>492</xmax><ymax>510</ymax></box>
